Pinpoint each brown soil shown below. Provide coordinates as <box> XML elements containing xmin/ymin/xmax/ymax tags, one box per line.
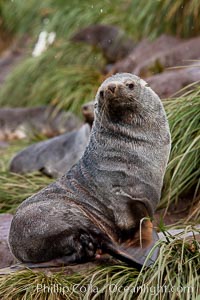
<box><xmin>154</xmin><ymin>197</ymin><xmax>193</xmax><ymax>227</ymax></box>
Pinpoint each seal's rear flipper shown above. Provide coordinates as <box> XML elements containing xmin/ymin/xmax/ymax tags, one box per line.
<box><xmin>105</xmin><ymin>244</ymin><xmax>143</xmax><ymax>269</ymax></box>
<box><xmin>104</xmin><ymin>229</ymin><xmax>159</xmax><ymax>268</ymax></box>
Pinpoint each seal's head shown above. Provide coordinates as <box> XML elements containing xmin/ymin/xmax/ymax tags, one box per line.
<box><xmin>95</xmin><ymin>73</ymin><xmax>163</xmax><ymax>124</ymax></box>
<box><xmin>82</xmin><ymin>101</ymin><xmax>94</xmax><ymax>126</ymax></box>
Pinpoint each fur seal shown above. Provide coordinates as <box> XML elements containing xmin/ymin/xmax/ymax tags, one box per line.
<box><xmin>8</xmin><ymin>73</ymin><xmax>171</xmax><ymax>268</ymax></box>
<box><xmin>71</xmin><ymin>24</ymin><xmax>135</xmax><ymax>63</ymax></box>
<box><xmin>9</xmin><ymin>102</ymin><xmax>93</xmax><ymax>178</ymax></box>
<box><xmin>82</xmin><ymin>101</ymin><xmax>95</xmax><ymax>127</ymax></box>
<box><xmin>9</xmin><ymin>124</ymin><xmax>90</xmax><ymax>178</ymax></box>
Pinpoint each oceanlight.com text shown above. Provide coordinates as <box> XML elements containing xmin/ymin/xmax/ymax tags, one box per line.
<box><xmin>36</xmin><ymin>283</ymin><xmax>194</xmax><ymax>295</ymax></box>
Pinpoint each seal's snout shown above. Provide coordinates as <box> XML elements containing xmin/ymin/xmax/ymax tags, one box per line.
<box><xmin>107</xmin><ymin>83</ymin><xmax>116</xmax><ymax>94</ymax></box>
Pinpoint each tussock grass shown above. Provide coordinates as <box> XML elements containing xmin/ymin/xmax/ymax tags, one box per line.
<box><xmin>0</xmin><ymin>140</ymin><xmax>52</xmax><ymax>213</ymax></box>
<box><xmin>1</xmin><ymin>0</ymin><xmax>199</xmax><ymax>39</ymax></box>
<box><xmin>0</xmin><ymin>43</ymin><xmax>104</xmax><ymax>112</ymax></box>
<box><xmin>0</xmin><ymin>226</ymin><xmax>199</xmax><ymax>299</ymax></box>
<box><xmin>161</xmin><ymin>88</ymin><xmax>200</xmax><ymax>217</ymax></box>
<box><xmin>0</xmin><ymin>269</ymin><xmax>82</xmax><ymax>300</ymax></box>
<box><xmin>0</xmin><ymin>0</ymin><xmax>137</xmax><ymax>37</ymax></box>
<box><xmin>0</xmin><ymin>0</ymin><xmax>13</xmax><ymax>52</ymax></box>
<box><xmin>133</xmin><ymin>0</ymin><xmax>200</xmax><ymax>38</ymax></box>
<box><xmin>0</xmin><ymin>172</ymin><xmax>52</xmax><ymax>213</ymax></box>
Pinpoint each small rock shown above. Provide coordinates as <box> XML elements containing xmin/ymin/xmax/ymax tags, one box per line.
<box><xmin>147</xmin><ymin>64</ymin><xmax>200</xmax><ymax>98</ymax></box>
<box><xmin>158</xmin><ymin>225</ymin><xmax>200</xmax><ymax>242</ymax></box>
<box><xmin>111</xmin><ymin>34</ymin><xmax>181</xmax><ymax>74</ymax></box>
<box><xmin>133</xmin><ymin>36</ymin><xmax>200</xmax><ymax>77</ymax></box>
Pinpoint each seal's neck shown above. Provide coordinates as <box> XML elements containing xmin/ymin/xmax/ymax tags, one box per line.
<box><xmin>91</xmin><ymin>113</ymin><xmax>149</xmax><ymax>150</ymax></box>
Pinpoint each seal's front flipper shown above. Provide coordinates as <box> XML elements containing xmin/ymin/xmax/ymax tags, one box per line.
<box><xmin>5</xmin><ymin>232</ymin><xmax>98</xmax><ymax>271</ymax></box>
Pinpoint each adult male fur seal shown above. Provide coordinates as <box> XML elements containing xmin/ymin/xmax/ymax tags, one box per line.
<box><xmin>9</xmin><ymin>73</ymin><xmax>171</xmax><ymax>268</ymax></box>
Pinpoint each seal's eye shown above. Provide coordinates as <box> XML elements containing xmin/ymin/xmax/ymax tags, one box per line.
<box><xmin>127</xmin><ymin>83</ymin><xmax>134</xmax><ymax>90</ymax></box>
<box><xmin>99</xmin><ymin>90</ymin><xmax>104</xmax><ymax>98</ymax></box>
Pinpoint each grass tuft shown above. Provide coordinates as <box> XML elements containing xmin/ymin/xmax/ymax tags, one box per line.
<box><xmin>132</xmin><ymin>0</ymin><xmax>200</xmax><ymax>38</ymax></box>
<box><xmin>0</xmin><ymin>0</ymin><xmax>137</xmax><ymax>37</ymax></box>
<box><xmin>0</xmin><ymin>140</ymin><xmax>52</xmax><ymax>213</ymax></box>
<box><xmin>161</xmin><ymin>87</ymin><xmax>200</xmax><ymax>216</ymax></box>
<box><xmin>0</xmin><ymin>171</ymin><xmax>52</xmax><ymax>213</ymax></box>
<box><xmin>0</xmin><ymin>41</ymin><xmax>104</xmax><ymax>113</ymax></box>
<box><xmin>0</xmin><ymin>268</ymin><xmax>82</xmax><ymax>300</ymax></box>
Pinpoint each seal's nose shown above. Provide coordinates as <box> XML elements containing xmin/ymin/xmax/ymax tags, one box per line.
<box><xmin>107</xmin><ymin>83</ymin><xmax>116</xmax><ymax>94</ymax></box>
